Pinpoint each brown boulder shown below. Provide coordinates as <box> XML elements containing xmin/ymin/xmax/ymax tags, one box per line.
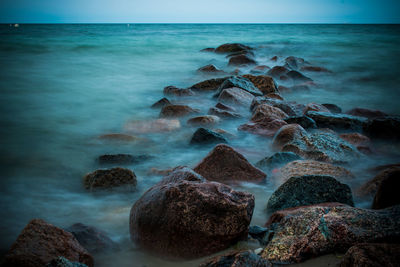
<box><xmin>251</xmin><ymin>103</ymin><xmax>288</xmax><ymax>122</ymax></box>
<box><xmin>372</xmin><ymin>168</ymin><xmax>400</xmax><ymax>209</ymax></box>
<box><xmin>358</xmin><ymin>167</ymin><xmax>400</xmax><ymax>197</ymax></box>
<box><xmin>151</xmin><ymin>97</ymin><xmax>171</xmax><ymax>109</ymax></box>
<box><xmin>160</xmin><ymin>104</ymin><xmax>199</xmax><ymax>118</ymax></box>
<box><xmin>228</xmin><ymin>54</ymin><xmax>257</xmax><ymax>66</ymax></box>
<box><xmin>163</xmin><ymin>86</ymin><xmax>195</xmax><ymax>97</ymax></box>
<box><xmin>83</xmin><ymin>167</ymin><xmax>137</xmax><ymax>190</ymax></box>
<box><xmin>187</xmin><ymin>115</ymin><xmax>220</xmax><ymax>126</ymax></box>
<box><xmin>200</xmin><ymin>250</ymin><xmax>271</xmax><ymax>267</ymax></box>
<box><xmin>251</xmin><ymin>65</ymin><xmax>270</xmax><ymax>74</ymax></box>
<box><xmin>190</xmin><ymin>77</ymin><xmax>228</xmax><ymax>92</ymax></box>
<box><xmin>208</xmin><ymin>107</ymin><xmax>242</xmax><ymax>119</ymax></box>
<box><xmin>271</xmin><ymin>124</ymin><xmax>308</xmax><ymax>150</ymax></box>
<box><xmin>346</xmin><ymin>107</ymin><xmax>388</xmax><ymax>119</ymax></box>
<box><xmin>3</xmin><ymin>219</ymin><xmax>93</xmax><ymax>267</ymax></box>
<box><xmin>218</xmin><ymin>87</ymin><xmax>255</xmax><ymax>107</ymax></box>
<box><xmin>238</xmin><ymin>119</ymin><xmax>287</xmax><ymax>137</ymax></box>
<box><xmin>270</xmin><ymin>56</ymin><xmax>278</xmax><ymax>61</ymax></box>
<box><xmin>340</xmin><ymin>133</ymin><xmax>371</xmax><ymax>154</ymax></box>
<box><xmin>242</xmin><ymin>74</ymin><xmax>278</xmax><ymax>95</ymax></box>
<box><xmin>301</xmin><ymin>66</ymin><xmax>331</xmax><ymax>72</ymax></box>
<box><xmin>340</xmin><ymin>243</ymin><xmax>400</xmax><ymax>267</ymax></box>
<box><xmin>215</xmin><ymin>43</ymin><xmax>252</xmax><ymax>54</ymax></box>
<box><xmin>267</xmin><ymin>66</ymin><xmax>289</xmax><ymax>78</ymax></box>
<box><xmin>303</xmin><ymin>103</ymin><xmax>331</xmax><ymax>114</ymax></box>
<box><xmin>129</xmin><ymin>167</ymin><xmax>255</xmax><ymax>259</ymax></box>
<box><xmin>197</xmin><ymin>64</ymin><xmax>224</xmax><ymax>73</ymax></box>
<box><xmin>194</xmin><ymin>144</ymin><xmax>266</xmax><ymax>183</ymax></box>
<box><xmin>265</xmin><ymin>93</ymin><xmax>284</xmax><ymax>100</ymax></box>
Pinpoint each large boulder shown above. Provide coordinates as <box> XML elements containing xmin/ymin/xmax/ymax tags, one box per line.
<box><xmin>363</xmin><ymin>117</ymin><xmax>400</xmax><ymax>140</ymax></box>
<box><xmin>303</xmin><ymin>103</ymin><xmax>331</xmax><ymax>114</ymax></box>
<box><xmin>286</xmin><ymin>70</ymin><xmax>312</xmax><ymax>82</ymax></box>
<box><xmin>151</xmin><ymin>97</ymin><xmax>171</xmax><ymax>109</ymax></box>
<box><xmin>238</xmin><ymin>119</ymin><xmax>287</xmax><ymax>137</ymax></box>
<box><xmin>255</xmin><ymin>152</ymin><xmax>302</xmax><ymax>170</ymax></box>
<box><xmin>284</xmin><ymin>56</ymin><xmax>309</xmax><ymax>70</ymax></box>
<box><xmin>124</xmin><ymin>118</ymin><xmax>181</xmax><ymax>133</ymax></box>
<box><xmin>346</xmin><ymin>107</ymin><xmax>388</xmax><ymax>119</ymax></box>
<box><xmin>197</xmin><ymin>64</ymin><xmax>224</xmax><ymax>73</ymax></box>
<box><xmin>241</xmin><ymin>74</ymin><xmax>278</xmax><ymax>95</ymax></box>
<box><xmin>214</xmin><ymin>76</ymin><xmax>262</xmax><ymax>97</ymax></box>
<box><xmin>322</xmin><ymin>103</ymin><xmax>342</xmax><ymax>114</ymax></box>
<box><xmin>160</xmin><ymin>105</ymin><xmax>199</xmax><ymax>118</ymax></box>
<box><xmin>194</xmin><ymin>144</ymin><xmax>266</xmax><ymax>183</ymax></box>
<box><xmin>357</xmin><ymin>167</ymin><xmax>400</xmax><ymax>197</ymax></box>
<box><xmin>271</xmin><ymin>124</ymin><xmax>308</xmax><ymax>150</ymax></box>
<box><xmin>266</xmin><ymin>175</ymin><xmax>354</xmax><ymax>213</ymax></box>
<box><xmin>208</xmin><ymin>107</ymin><xmax>242</xmax><ymax>119</ymax></box>
<box><xmin>307</xmin><ymin>111</ymin><xmax>367</xmax><ymax>131</ymax></box>
<box><xmin>187</xmin><ymin>115</ymin><xmax>220</xmax><ymax>126</ymax></box>
<box><xmin>261</xmin><ymin>204</ymin><xmax>400</xmax><ymax>264</ymax></box>
<box><xmin>251</xmin><ymin>104</ymin><xmax>288</xmax><ymax>122</ymax></box>
<box><xmin>83</xmin><ymin>167</ymin><xmax>137</xmax><ymax>190</ymax></box>
<box><xmin>340</xmin><ymin>243</ymin><xmax>400</xmax><ymax>267</ymax></box>
<box><xmin>163</xmin><ymin>86</ymin><xmax>195</xmax><ymax>97</ymax></box>
<box><xmin>372</xmin><ymin>169</ymin><xmax>400</xmax><ymax>209</ymax></box>
<box><xmin>228</xmin><ymin>54</ymin><xmax>257</xmax><ymax>66</ymax></box>
<box><xmin>215</xmin><ymin>43</ymin><xmax>252</xmax><ymax>54</ymax></box>
<box><xmin>200</xmin><ymin>250</ymin><xmax>271</xmax><ymax>267</ymax></box>
<box><xmin>339</xmin><ymin>133</ymin><xmax>371</xmax><ymax>154</ymax></box>
<box><xmin>190</xmin><ymin>77</ymin><xmax>229</xmax><ymax>92</ymax></box>
<box><xmin>218</xmin><ymin>87</ymin><xmax>255</xmax><ymax>107</ymax></box>
<box><xmin>129</xmin><ymin>167</ymin><xmax>255</xmax><ymax>259</ymax></box>
<box><xmin>251</xmin><ymin>97</ymin><xmax>303</xmax><ymax>116</ymax></box>
<box><xmin>190</xmin><ymin>128</ymin><xmax>228</xmax><ymax>145</ymax></box>
<box><xmin>267</xmin><ymin>66</ymin><xmax>289</xmax><ymax>78</ymax></box>
<box><xmin>3</xmin><ymin>219</ymin><xmax>93</xmax><ymax>267</ymax></box>
<box><xmin>284</xmin><ymin>116</ymin><xmax>317</xmax><ymax>129</ymax></box>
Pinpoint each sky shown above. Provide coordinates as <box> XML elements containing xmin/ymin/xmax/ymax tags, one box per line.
<box><xmin>0</xmin><ymin>0</ymin><xmax>399</xmax><ymax>23</ymax></box>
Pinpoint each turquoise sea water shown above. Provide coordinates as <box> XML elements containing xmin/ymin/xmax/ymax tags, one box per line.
<box><xmin>1</xmin><ymin>24</ymin><xmax>400</xmax><ymax>266</ymax></box>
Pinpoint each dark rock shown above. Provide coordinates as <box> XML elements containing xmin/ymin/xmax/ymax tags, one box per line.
<box><xmin>209</xmin><ymin>107</ymin><xmax>242</xmax><ymax>119</ymax></box>
<box><xmin>151</xmin><ymin>97</ymin><xmax>171</xmax><ymax>109</ymax></box>
<box><xmin>346</xmin><ymin>107</ymin><xmax>388</xmax><ymax>119</ymax></box>
<box><xmin>160</xmin><ymin>104</ymin><xmax>199</xmax><ymax>118</ymax></box>
<box><xmin>322</xmin><ymin>103</ymin><xmax>342</xmax><ymax>114</ymax></box>
<box><xmin>267</xmin><ymin>66</ymin><xmax>289</xmax><ymax>78</ymax></box>
<box><xmin>98</xmin><ymin>154</ymin><xmax>153</xmax><ymax>165</ymax></box>
<box><xmin>363</xmin><ymin>117</ymin><xmax>400</xmax><ymax>139</ymax></box>
<box><xmin>163</xmin><ymin>86</ymin><xmax>195</xmax><ymax>97</ymax></box>
<box><xmin>190</xmin><ymin>128</ymin><xmax>228</xmax><ymax>145</ymax></box>
<box><xmin>307</xmin><ymin>111</ymin><xmax>367</xmax><ymax>131</ymax></box>
<box><xmin>270</xmin><ymin>56</ymin><xmax>278</xmax><ymax>61</ymax></box>
<box><xmin>339</xmin><ymin>133</ymin><xmax>371</xmax><ymax>153</ymax></box>
<box><xmin>198</xmin><ymin>64</ymin><xmax>224</xmax><ymax>73</ymax></box>
<box><xmin>218</xmin><ymin>87</ymin><xmax>255</xmax><ymax>107</ymax></box>
<box><xmin>194</xmin><ymin>144</ymin><xmax>266</xmax><ymax>183</ymax></box>
<box><xmin>250</xmin><ymin>97</ymin><xmax>303</xmax><ymax>116</ymax></box>
<box><xmin>46</xmin><ymin>257</ymin><xmax>88</xmax><ymax>267</ymax></box>
<box><xmin>3</xmin><ymin>219</ymin><xmax>93</xmax><ymax>267</ymax></box>
<box><xmin>215</xmin><ymin>76</ymin><xmax>262</xmax><ymax>97</ymax></box>
<box><xmin>340</xmin><ymin>243</ymin><xmax>400</xmax><ymax>267</ymax></box>
<box><xmin>286</xmin><ymin>70</ymin><xmax>313</xmax><ymax>82</ymax></box>
<box><xmin>251</xmin><ymin>65</ymin><xmax>270</xmax><ymax>74</ymax></box>
<box><xmin>248</xmin><ymin>226</ymin><xmax>270</xmax><ymax>246</ymax></box>
<box><xmin>238</xmin><ymin>119</ymin><xmax>287</xmax><ymax>137</ymax></box>
<box><xmin>83</xmin><ymin>167</ymin><xmax>137</xmax><ymax>190</ymax></box>
<box><xmin>241</xmin><ymin>74</ymin><xmax>278</xmax><ymax>95</ymax></box>
<box><xmin>228</xmin><ymin>54</ymin><xmax>257</xmax><ymax>66</ymax></box>
<box><xmin>187</xmin><ymin>115</ymin><xmax>220</xmax><ymax>126</ymax></box>
<box><xmin>284</xmin><ymin>116</ymin><xmax>317</xmax><ymax>129</ymax></box>
<box><xmin>301</xmin><ymin>66</ymin><xmax>330</xmax><ymax>72</ymax></box>
<box><xmin>372</xmin><ymin>169</ymin><xmax>400</xmax><ymax>209</ymax></box>
<box><xmin>358</xmin><ymin>167</ymin><xmax>400</xmax><ymax>197</ymax></box>
<box><xmin>271</xmin><ymin>124</ymin><xmax>308</xmax><ymax>150</ymax></box>
<box><xmin>284</xmin><ymin>56</ymin><xmax>309</xmax><ymax>70</ymax></box>
<box><xmin>226</xmin><ymin>50</ymin><xmax>255</xmax><ymax>58</ymax></box>
<box><xmin>215</xmin><ymin>43</ymin><xmax>253</xmax><ymax>54</ymax></box>
<box><xmin>265</xmin><ymin>93</ymin><xmax>283</xmax><ymax>100</ymax></box>
<box><xmin>129</xmin><ymin>167</ymin><xmax>255</xmax><ymax>259</ymax></box>
<box><xmin>261</xmin><ymin>204</ymin><xmax>400</xmax><ymax>264</ymax></box>
<box><xmin>66</xmin><ymin>223</ymin><xmax>119</xmax><ymax>254</ymax></box>
<box><xmin>251</xmin><ymin>104</ymin><xmax>288</xmax><ymax>122</ymax></box>
<box><xmin>200</xmin><ymin>250</ymin><xmax>271</xmax><ymax>267</ymax></box>
<box><xmin>303</xmin><ymin>103</ymin><xmax>331</xmax><ymax>114</ymax></box>
<box><xmin>215</xmin><ymin>102</ymin><xmax>236</xmax><ymax>111</ymax></box>
<box><xmin>267</xmin><ymin>175</ymin><xmax>354</xmax><ymax>213</ymax></box>
<box><xmin>255</xmin><ymin>152</ymin><xmax>301</xmax><ymax>170</ymax></box>
<box><xmin>190</xmin><ymin>77</ymin><xmax>229</xmax><ymax>92</ymax></box>
<box><xmin>201</xmin><ymin>48</ymin><xmax>215</xmax><ymax>52</ymax></box>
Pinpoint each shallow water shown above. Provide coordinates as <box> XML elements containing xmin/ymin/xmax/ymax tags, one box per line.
<box><xmin>1</xmin><ymin>24</ymin><xmax>400</xmax><ymax>266</ymax></box>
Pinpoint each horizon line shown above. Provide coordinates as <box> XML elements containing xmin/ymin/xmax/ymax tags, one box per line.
<box><xmin>2</xmin><ymin>22</ymin><xmax>400</xmax><ymax>25</ymax></box>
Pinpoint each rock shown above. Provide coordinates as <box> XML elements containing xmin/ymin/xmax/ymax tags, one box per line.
<box><xmin>284</xmin><ymin>116</ymin><xmax>317</xmax><ymax>129</ymax></box>
<box><xmin>363</xmin><ymin>117</ymin><xmax>400</xmax><ymax>139</ymax></box>
<box><xmin>187</xmin><ymin>115</ymin><xmax>220</xmax><ymax>126</ymax></box>
<box><xmin>98</xmin><ymin>154</ymin><xmax>152</xmax><ymax>165</ymax></box>
<box><xmin>228</xmin><ymin>54</ymin><xmax>257</xmax><ymax>66</ymax></box>
<box><xmin>209</xmin><ymin>107</ymin><xmax>242</xmax><ymax>119</ymax></box>
<box><xmin>255</xmin><ymin>152</ymin><xmax>301</xmax><ymax>170</ymax></box>
<box><xmin>346</xmin><ymin>107</ymin><xmax>388</xmax><ymax>119</ymax></box>
<box><xmin>200</xmin><ymin>250</ymin><xmax>271</xmax><ymax>267</ymax></box>
<box><xmin>289</xmin><ymin>84</ymin><xmax>310</xmax><ymax>92</ymax></box>
<box><xmin>284</xmin><ymin>56</ymin><xmax>309</xmax><ymax>70</ymax></box>
<box><xmin>190</xmin><ymin>77</ymin><xmax>229</xmax><ymax>92</ymax></box>
<box><xmin>215</xmin><ymin>43</ymin><xmax>253</xmax><ymax>54</ymax></box>
<box><xmin>215</xmin><ymin>102</ymin><xmax>236</xmax><ymax>111</ymax></box>
<box><xmin>358</xmin><ymin>167</ymin><xmax>400</xmax><ymax>197</ymax></box>
<box><xmin>248</xmin><ymin>226</ymin><xmax>270</xmax><ymax>246</ymax></box>
<box><xmin>218</xmin><ymin>87</ymin><xmax>255</xmax><ymax>107</ymax></box>
<box><xmin>201</xmin><ymin>47</ymin><xmax>215</xmax><ymax>52</ymax></box>
<box><xmin>372</xmin><ymin>169</ymin><xmax>400</xmax><ymax>209</ymax></box>
<box><xmin>322</xmin><ymin>103</ymin><xmax>342</xmax><ymax>114</ymax></box>
<box><xmin>226</xmin><ymin>50</ymin><xmax>255</xmax><ymax>58</ymax></box>
<box><xmin>251</xmin><ymin>104</ymin><xmax>288</xmax><ymax>122</ymax></box>
<box><xmin>261</xmin><ymin>204</ymin><xmax>400</xmax><ymax>264</ymax></box>
<box><xmin>124</xmin><ymin>118</ymin><xmax>181</xmax><ymax>133</ymax></box>
<box><xmin>271</xmin><ymin>124</ymin><xmax>308</xmax><ymax>150</ymax></box>
<box><xmin>250</xmin><ymin>97</ymin><xmax>303</xmax><ymax>116</ymax></box>
<box><xmin>303</xmin><ymin>103</ymin><xmax>331</xmax><ymax>114</ymax></box>
<box><xmin>83</xmin><ymin>167</ymin><xmax>137</xmax><ymax>190</ymax></box>
<box><xmin>241</xmin><ymin>74</ymin><xmax>278</xmax><ymax>95</ymax></box>
<box><xmin>190</xmin><ymin>128</ymin><xmax>228</xmax><ymax>145</ymax></box>
<box><xmin>163</xmin><ymin>86</ymin><xmax>195</xmax><ymax>97</ymax></box>
<box><xmin>98</xmin><ymin>133</ymin><xmax>137</xmax><ymax>142</ymax></box>
<box><xmin>215</xmin><ymin>76</ymin><xmax>262</xmax><ymax>97</ymax></box>
<box><xmin>277</xmin><ymin>160</ymin><xmax>354</xmax><ymax>184</ymax></box>
<box><xmin>266</xmin><ymin>175</ymin><xmax>354</xmax><ymax>213</ymax></box>
<box><xmin>129</xmin><ymin>167</ymin><xmax>255</xmax><ymax>259</ymax></box>
<box><xmin>307</xmin><ymin>111</ymin><xmax>367</xmax><ymax>131</ymax></box>
<box><xmin>267</xmin><ymin>66</ymin><xmax>289</xmax><ymax>78</ymax></box>
<box><xmin>265</xmin><ymin>93</ymin><xmax>283</xmax><ymax>100</ymax></box>
<box><xmin>46</xmin><ymin>257</ymin><xmax>88</xmax><ymax>267</ymax></box>
<box><xmin>151</xmin><ymin>97</ymin><xmax>171</xmax><ymax>109</ymax></box>
<box><xmin>194</xmin><ymin>144</ymin><xmax>266</xmax><ymax>183</ymax></box>
<box><xmin>340</xmin><ymin>243</ymin><xmax>400</xmax><ymax>267</ymax></box>
<box><xmin>198</xmin><ymin>64</ymin><xmax>224</xmax><ymax>73</ymax></box>
<box><xmin>270</xmin><ymin>56</ymin><xmax>278</xmax><ymax>61</ymax></box>
<box><xmin>160</xmin><ymin>105</ymin><xmax>199</xmax><ymax>118</ymax></box>
<box><xmin>148</xmin><ymin>167</ymin><xmax>174</xmax><ymax>176</ymax></box>
<box><xmin>238</xmin><ymin>119</ymin><xmax>287</xmax><ymax>137</ymax></box>
<box><xmin>3</xmin><ymin>219</ymin><xmax>93</xmax><ymax>267</ymax></box>
<box><xmin>66</xmin><ymin>223</ymin><xmax>119</xmax><ymax>254</ymax></box>
<box><xmin>286</xmin><ymin>70</ymin><xmax>313</xmax><ymax>82</ymax></box>
<box><xmin>301</xmin><ymin>66</ymin><xmax>330</xmax><ymax>72</ymax></box>
<box><xmin>339</xmin><ymin>133</ymin><xmax>371</xmax><ymax>151</ymax></box>
<box><xmin>251</xmin><ymin>65</ymin><xmax>270</xmax><ymax>74</ymax></box>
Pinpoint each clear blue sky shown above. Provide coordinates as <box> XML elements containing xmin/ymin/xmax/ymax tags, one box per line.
<box><xmin>1</xmin><ymin>0</ymin><xmax>399</xmax><ymax>23</ymax></box>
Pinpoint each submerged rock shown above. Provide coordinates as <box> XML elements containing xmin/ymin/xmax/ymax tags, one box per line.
<box><xmin>83</xmin><ymin>167</ymin><xmax>137</xmax><ymax>190</ymax></box>
<box><xmin>340</xmin><ymin>243</ymin><xmax>400</xmax><ymax>267</ymax></box>
<box><xmin>363</xmin><ymin>117</ymin><xmax>400</xmax><ymax>140</ymax></box>
<box><xmin>266</xmin><ymin>175</ymin><xmax>354</xmax><ymax>213</ymax></box>
<box><xmin>301</xmin><ymin>65</ymin><xmax>330</xmax><ymax>72</ymax></box>
<box><xmin>228</xmin><ymin>54</ymin><xmax>257</xmax><ymax>66</ymax></box>
<box><xmin>242</xmin><ymin>74</ymin><xmax>278</xmax><ymax>95</ymax></box>
<box><xmin>238</xmin><ymin>119</ymin><xmax>287</xmax><ymax>137</ymax></box>
<box><xmin>339</xmin><ymin>133</ymin><xmax>371</xmax><ymax>153</ymax></box>
<box><xmin>322</xmin><ymin>103</ymin><xmax>342</xmax><ymax>114</ymax></box>
<box><xmin>187</xmin><ymin>115</ymin><xmax>220</xmax><ymax>126</ymax></box>
<box><xmin>3</xmin><ymin>219</ymin><xmax>93</xmax><ymax>267</ymax></box>
<box><xmin>372</xmin><ymin>169</ymin><xmax>400</xmax><ymax>209</ymax></box>
<box><xmin>190</xmin><ymin>77</ymin><xmax>229</xmax><ymax>92</ymax></box>
<box><xmin>346</xmin><ymin>107</ymin><xmax>388</xmax><ymax>119</ymax></box>
<box><xmin>251</xmin><ymin>104</ymin><xmax>288</xmax><ymax>122</ymax></box>
<box><xmin>129</xmin><ymin>167</ymin><xmax>255</xmax><ymax>259</ymax></box>
<box><xmin>209</xmin><ymin>107</ymin><xmax>242</xmax><ymax>119</ymax></box>
<box><xmin>214</xmin><ymin>76</ymin><xmax>262</xmax><ymax>97</ymax></box>
<box><xmin>218</xmin><ymin>87</ymin><xmax>255</xmax><ymax>107</ymax></box>
<box><xmin>250</xmin><ymin>97</ymin><xmax>303</xmax><ymax>116</ymax></box>
<box><xmin>46</xmin><ymin>257</ymin><xmax>88</xmax><ymax>267</ymax></box>
<box><xmin>98</xmin><ymin>133</ymin><xmax>138</xmax><ymax>142</ymax></box>
<box><xmin>261</xmin><ymin>204</ymin><xmax>400</xmax><ymax>264</ymax></box>
<box><xmin>194</xmin><ymin>144</ymin><xmax>266</xmax><ymax>183</ymax></box>
<box><xmin>303</xmin><ymin>103</ymin><xmax>331</xmax><ymax>114</ymax></box>
<box><xmin>271</xmin><ymin>124</ymin><xmax>308</xmax><ymax>150</ymax></box>
<box><xmin>357</xmin><ymin>166</ymin><xmax>400</xmax><ymax>197</ymax></box>
<box><xmin>98</xmin><ymin>154</ymin><xmax>152</xmax><ymax>165</ymax></box>
<box><xmin>215</xmin><ymin>43</ymin><xmax>252</xmax><ymax>54</ymax></box>
<box><xmin>151</xmin><ymin>97</ymin><xmax>171</xmax><ymax>109</ymax></box>
<box><xmin>267</xmin><ymin>66</ymin><xmax>289</xmax><ymax>78</ymax></box>
<box><xmin>197</xmin><ymin>64</ymin><xmax>224</xmax><ymax>73</ymax></box>
<box><xmin>251</xmin><ymin>65</ymin><xmax>270</xmax><ymax>74</ymax></box>
<box><xmin>284</xmin><ymin>116</ymin><xmax>317</xmax><ymax>129</ymax></box>
<box><xmin>163</xmin><ymin>86</ymin><xmax>195</xmax><ymax>97</ymax></box>
<box><xmin>160</xmin><ymin>104</ymin><xmax>199</xmax><ymax>118</ymax></box>
<box><xmin>286</xmin><ymin>70</ymin><xmax>312</xmax><ymax>82</ymax></box>
<box><xmin>284</xmin><ymin>56</ymin><xmax>309</xmax><ymax>70</ymax></box>
<box><xmin>200</xmin><ymin>250</ymin><xmax>271</xmax><ymax>267</ymax></box>
<box><xmin>200</xmin><ymin>47</ymin><xmax>215</xmax><ymax>52</ymax></box>
<box><xmin>307</xmin><ymin>111</ymin><xmax>367</xmax><ymax>131</ymax></box>
<box><xmin>190</xmin><ymin>128</ymin><xmax>228</xmax><ymax>145</ymax></box>
<box><xmin>255</xmin><ymin>152</ymin><xmax>301</xmax><ymax>170</ymax></box>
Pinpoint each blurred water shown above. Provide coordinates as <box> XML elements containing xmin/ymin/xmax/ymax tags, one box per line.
<box><xmin>1</xmin><ymin>24</ymin><xmax>400</xmax><ymax>266</ymax></box>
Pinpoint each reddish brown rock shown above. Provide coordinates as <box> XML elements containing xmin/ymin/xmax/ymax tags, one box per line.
<box><xmin>261</xmin><ymin>204</ymin><xmax>400</xmax><ymax>264</ymax></box>
<box><xmin>190</xmin><ymin>77</ymin><xmax>228</xmax><ymax>92</ymax></box>
<box><xmin>151</xmin><ymin>97</ymin><xmax>171</xmax><ymax>109</ymax></box>
<box><xmin>346</xmin><ymin>107</ymin><xmax>388</xmax><ymax>119</ymax></box>
<box><xmin>239</xmin><ymin>119</ymin><xmax>287</xmax><ymax>137</ymax></box>
<box><xmin>303</xmin><ymin>103</ymin><xmax>331</xmax><ymax>115</ymax></box>
<box><xmin>271</xmin><ymin>124</ymin><xmax>308</xmax><ymax>150</ymax></box>
<box><xmin>284</xmin><ymin>56</ymin><xmax>309</xmax><ymax>70</ymax></box>
<box><xmin>358</xmin><ymin>167</ymin><xmax>400</xmax><ymax>197</ymax></box>
<box><xmin>124</xmin><ymin>118</ymin><xmax>181</xmax><ymax>133</ymax></box>
<box><xmin>160</xmin><ymin>104</ymin><xmax>199</xmax><ymax>118</ymax></box>
<box><xmin>242</xmin><ymin>74</ymin><xmax>278</xmax><ymax>95</ymax></box>
<box><xmin>200</xmin><ymin>250</ymin><xmax>271</xmax><ymax>267</ymax></box>
<box><xmin>228</xmin><ymin>54</ymin><xmax>257</xmax><ymax>66</ymax></box>
<box><xmin>372</xmin><ymin>168</ymin><xmax>400</xmax><ymax>209</ymax></box>
<box><xmin>251</xmin><ymin>65</ymin><xmax>270</xmax><ymax>74</ymax></box>
<box><xmin>98</xmin><ymin>133</ymin><xmax>138</xmax><ymax>142</ymax></box>
<box><xmin>163</xmin><ymin>86</ymin><xmax>195</xmax><ymax>97</ymax></box>
<box><xmin>218</xmin><ymin>87</ymin><xmax>255</xmax><ymax>107</ymax></box>
<box><xmin>208</xmin><ymin>107</ymin><xmax>241</xmax><ymax>119</ymax></box>
<box><xmin>187</xmin><ymin>115</ymin><xmax>220</xmax><ymax>126</ymax></box>
<box><xmin>201</xmin><ymin>48</ymin><xmax>215</xmax><ymax>52</ymax></box>
<box><xmin>3</xmin><ymin>219</ymin><xmax>94</xmax><ymax>267</ymax></box>
<box><xmin>339</xmin><ymin>133</ymin><xmax>371</xmax><ymax>153</ymax></box>
<box><xmin>340</xmin><ymin>243</ymin><xmax>400</xmax><ymax>267</ymax></box>
<box><xmin>251</xmin><ymin>104</ymin><xmax>288</xmax><ymax>122</ymax></box>
<box><xmin>301</xmin><ymin>66</ymin><xmax>331</xmax><ymax>72</ymax></box>
<box><xmin>265</xmin><ymin>93</ymin><xmax>284</xmax><ymax>100</ymax></box>
<box><xmin>129</xmin><ymin>167</ymin><xmax>255</xmax><ymax>259</ymax></box>
<box><xmin>270</xmin><ymin>56</ymin><xmax>278</xmax><ymax>61</ymax></box>
<box><xmin>194</xmin><ymin>144</ymin><xmax>266</xmax><ymax>183</ymax></box>
<box><xmin>197</xmin><ymin>64</ymin><xmax>224</xmax><ymax>73</ymax></box>
<box><xmin>267</xmin><ymin>66</ymin><xmax>289</xmax><ymax>78</ymax></box>
<box><xmin>83</xmin><ymin>167</ymin><xmax>137</xmax><ymax>190</ymax></box>
<box><xmin>215</xmin><ymin>43</ymin><xmax>252</xmax><ymax>54</ymax></box>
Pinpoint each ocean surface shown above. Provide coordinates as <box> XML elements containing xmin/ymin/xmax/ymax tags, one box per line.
<box><xmin>1</xmin><ymin>24</ymin><xmax>400</xmax><ymax>266</ymax></box>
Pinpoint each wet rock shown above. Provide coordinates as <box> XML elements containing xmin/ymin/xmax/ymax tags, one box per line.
<box><xmin>251</xmin><ymin>65</ymin><xmax>270</xmax><ymax>74</ymax></box>
<box><xmin>339</xmin><ymin>133</ymin><xmax>371</xmax><ymax>152</ymax></box>
<box><xmin>187</xmin><ymin>115</ymin><xmax>220</xmax><ymax>126</ymax></box>
<box><xmin>303</xmin><ymin>103</ymin><xmax>331</xmax><ymax>114</ymax></box>
<box><xmin>215</xmin><ymin>102</ymin><xmax>236</xmax><ymax>111</ymax></box>
<box><xmin>190</xmin><ymin>128</ymin><xmax>228</xmax><ymax>145</ymax></box>
<box><xmin>265</xmin><ymin>93</ymin><xmax>283</xmax><ymax>100</ymax></box>
<box><xmin>200</xmin><ymin>250</ymin><xmax>271</xmax><ymax>267</ymax></box>
<box><xmin>238</xmin><ymin>119</ymin><xmax>287</xmax><ymax>137</ymax></box>
<box><xmin>266</xmin><ymin>175</ymin><xmax>354</xmax><ymax>213</ymax></box>
<box><xmin>194</xmin><ymin>144</ymin><xmax>266</xmax><ymax>183</ymax></box>
<box><xmin>372</xmin><ymin>169</ymin><xmax>400</xmax><ymax>209</ymax></box>
<box><xmin>200</xmin><ymin>47</ymin><xmax>215</xmax><ymax>52</ymax></box>
<box><xmin>261</xmin><ymin>204</ymin><xmax>400</xmax><ymax>264</ymax></box>
<box><xmin>129</xmin><ymin>167</ymin><xmax>255</xmax><ymax>259</ymax></box>
<box><xmin>286</xmin><ymin>70</ymin><xmax>313</xmax><ymax>82</ymax></box>
<box><xmin>346</xmin><ymin>107</ymin><xmax>388</xmax><ymax>119</ymax></box>
<box><xmin>46</xmin><ymin>257</ymin><xmax>88</xmax><ymax>267</ymax></box>
<box><xmin>340</xmin><ymin>243</ymin><xmax>400</xmax><ymax>267</ymax></box>
<box><xmin>284</xmin><ymin>116</ymin><xmax>317</xmax><ymax>129</ymax></box>
<box><xmin>160</xmin><ymin>105</ymin><xmax>199</xmax><ymax>118</ymax></box>
<box><xmin>270</xmin><ymin>56</ymin><xmax>278</xmax><ymax>61</ymax></box>
<box><xmin>163</xmin><ymin>86</ymin><xmax>195</xmax><ymax>97</ymax></box>
<box><xmin>248</xmin><ymin>226</ymin><xmax>270</xmax><ymax>246</ymax></box>
<box><xmin>241</xmin><ymin>74</ymin><xmax>278</xmax><ymax>95</ymax></box>
<box><xmin>209</xmin><ymin>107</ymin><xmax>242</xmax><ymax>119</ymax></box>
<box><xmin>3</xmin><ymin>219</ymin><xmax>94</xmax><ymax>267</ymax></box>
<box><xmin>124</xmin><ymin>118</ymin><xmax>181</xmax><ymax>133</ymax></box>
<box><xmin>251</xmin><ymin>104</ymin><xmax>288</xmax><ymax>122</ymax></box>
<box><xmin>277</xmin><ymin>160</ymin><xmax>354</xmax><ymax>184</ymax></box>
<box><xmin>151</xmin><ymin>97</ymin><xmax>171</xmax><ymax>109</ymax></box>
<box><xmin>190</xmin><ymin>77</ymin><xmax>229</xmax><ymax>92</ymax></box>
<box><xmin>226</xmin><ymin>50</ymin><xmax>255</xmax><ymax>58</ymax></box>
<box><xmin>363</xmin><ymin>117</ymin><xmax>400</xmax><ymax>140</ymax></box>
<box><xmin>198</xmin><ymin>64</ymin><xmax>224</xmax><ymax>73</ymax></box>
<box><xmin>267</xmin><ymin>66</ymin><xmax>289</xmax><ymax>78</ymax></box>
<box><xmin>301</xmin><ymin>66</ymin><xmax>330</xmax><ymax>72</ymax></box>
<box><xmin>98</xmin><ymin>133</ymin><xmax>138</xmax><ymax>142</ymax></box>
<box><xmin>322</xmin><ymin>103</ymin><xmax>342</xmax><ymax>114</ymax></box>
<box><xmin>271</xmin><ymin>124</ymin><xmax>308</xmax><ymax>150</ymax></box>
<box><xmin>307</xmin><ymin>111</ymin><xmax>367</xmax><ymax>131</ymax></box>
<box><xmin>228</xmin><ymin>54</ymin><xmax>257</xmax><ymax>66</ymax></box>
<box><xmin>218</xmin><ymin>87</ymin><xmax>255</xmax><ymax>107</ymax></box>
<box><xmin>215</xmin><ymin>43</ymin><xmax>253</xmax><ymax>54</ymax></box>
<box><xmin>98</xmin><ymin>154</ymin><xmax>152</xmax><ymax>165</ymax></box>
<box><xmin>66</xmin><ymin>223</ymin><xmax>119</xmax><ymax>254</ymax></box>
<box><xmin>358</xmin><ymin>167</ymin><xmax>400</xmax><ymax>197</ymax></box>
<box><xmin>284</xmin><ymin>56</ymin><xmax>309</xmax><ymax>70</ymax></box>
<box><xmin>83</xmin><ymin>167</ymin><xmax>137</xmax><ymax>190</ymax></box>
<box><xmin>255</xmin><ymin>152</ymin><xmax>301</xmax><ymax>170</ymax></box>
<box><xmin>215</xmin><ymin>76</ymin><xmax>262</xmax><ymax>97</ymax></box>
<box><xmin>250</xmin><ymin>97</ymin><xmax>303</xmax><ymax>116</ymax></box>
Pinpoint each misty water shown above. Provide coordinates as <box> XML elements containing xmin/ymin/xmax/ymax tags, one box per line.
<box><xmin>1</xmin><ymin>24</ymin><xmax>400</xmax><ymax>266</ymax></box>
